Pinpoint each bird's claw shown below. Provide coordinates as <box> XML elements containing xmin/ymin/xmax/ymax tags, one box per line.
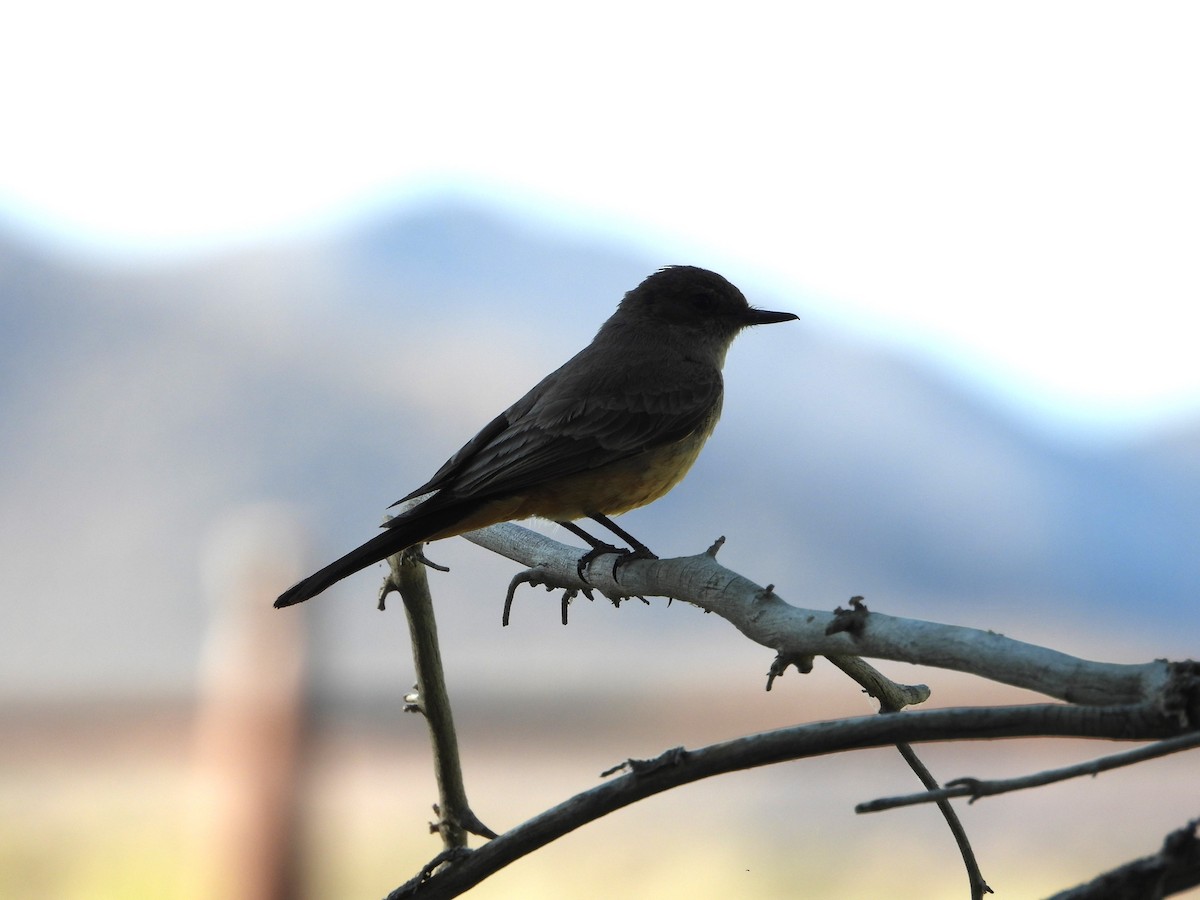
<box><xmin>576</xmin><ymin>542</ymin><xmax>624</xmax><ymax>581</ymax></box>
<box><xmin>576</xmin><ymin>544</ymin><xmax>658</xmax><ymax>583</ymax></box>
<box><xmin>611</xmin><ymin>545</ymin><xmax>657</xmax><ymax>579</ymax></box>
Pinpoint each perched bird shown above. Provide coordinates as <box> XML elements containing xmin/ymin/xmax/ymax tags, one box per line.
<box><xmin>276</xmin><ymin>265</ymin><xmax>797</xmax><ymax>608</ymax></box>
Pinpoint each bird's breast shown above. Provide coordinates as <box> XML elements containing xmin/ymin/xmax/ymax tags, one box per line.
<box><xmin>509</xmin><ymin>421</ymin><xmax>717</xmax><ymax>521</ymax></box>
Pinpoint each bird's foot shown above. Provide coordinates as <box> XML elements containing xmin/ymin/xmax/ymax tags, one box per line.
<box><xmin>576</xmin><ymin>542</ymin><xmax>625</xmax><ymax>581</ymax></box>
<box><xmin>576</xmin><ymin>544</ymin><xmax>658</xmax><ymax>583</ymax></box>
<box><xmin>611</xmin><ymin>545</ymin><xmax>657</xmax><ymax>580</ymax></box>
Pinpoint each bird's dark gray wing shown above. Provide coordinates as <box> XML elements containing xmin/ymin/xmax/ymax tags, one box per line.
<box><xmin>394</xmin><ymin>347</ymin><xmax>722</xmax><ymax>506</ymax></box>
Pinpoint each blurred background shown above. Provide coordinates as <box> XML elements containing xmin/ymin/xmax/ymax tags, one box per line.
<box><xmin>2</xmin><ymin>2</ymin><xmax>1198</xmax><ymax>898</ymax></box>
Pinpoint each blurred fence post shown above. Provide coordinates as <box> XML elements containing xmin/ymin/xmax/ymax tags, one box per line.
<box><xmin>189</xmin><ymin>504</ymin><xmax>311</xmax><ymax>900</ymax></box>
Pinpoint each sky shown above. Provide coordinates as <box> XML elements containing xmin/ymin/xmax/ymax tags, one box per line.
<box><xmin>2</xmin><ymin>2</ymin><xmax>1198</xmax><ymax>438</ymax></box>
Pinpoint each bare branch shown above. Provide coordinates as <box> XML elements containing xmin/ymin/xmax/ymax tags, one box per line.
<box><xmin>824</xmin><ymin>654</ymin><xmax>930</xmax><ymax>711</ymax></box>
<box><xmin>461</xmin><ymin>523</ymin><xmax>1183</xmax><ymax>709</ymax></box>
<box><xmin>824</xmin><ymin>654</ymin><xmax>990</xmax><ymax>897</ymax></box>
<box><xmin>381</xmin><ymin>545</ymin><xmax>497</xmax><ymax>847</ymax></box>
<box><xmin>889</xmin><ymin>739</ymin><xmax>993</xmax><ymax>898</ymax></box>
<box><xmin>1047</xmin><ymin>818</ymin><xmax>1200</xmax><ymax>899</ymax></box>
<box><xmin>859</xmin><ymin>730</ymin><xmax>1200</xmax><ymax>813</ymax></box>
<box><xmin>385</xmin><ymin>702</ymin><xmax>1186</xmax><ymax>899</ymax></box>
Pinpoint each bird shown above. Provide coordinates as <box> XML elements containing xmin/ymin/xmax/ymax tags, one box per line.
<box><xmin>275</xmin><ymin>265</ymin><xmax>797</xmax><ymax>608</ymax></box>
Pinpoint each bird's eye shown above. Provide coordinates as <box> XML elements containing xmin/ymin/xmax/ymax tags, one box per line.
<box><xmin>691</xmin><ymin>292</ymin><xmax>716</xmax><ymax>311</ymax></box>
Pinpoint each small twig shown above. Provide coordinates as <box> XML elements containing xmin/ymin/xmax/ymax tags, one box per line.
<box><xmin>891</xmin><ymin>740</ymin><xmax>993</xmax><ymax>898</ymax></box>
<box><xmin>766</xmin><ymin>652</ymin><xmax>815</xmax><ymax>686</ymax></box>
<box><xmin>413</xmin><ymin>547</ymin><xmax>451</xmax><ymax>572</ymax></box>
<box><xmin>502</xmin><ymin>566</ymin><xmax>591</xmax><ymax>626</ymax></box>
<box><xmin>859</xmin><ymin>730</ymin><xmax>1200</xmax><ymax>813</ymax></box>
<box><xmin>824</xmin><ymin>655</ymin><xmax>930</xmax><ymax>711</ymax></box>
<box><xmin>825</xmin><ymin>654</ymin><xmax>990</xmax><ymax>897</ymax></box>
<box><xmin>600</xmin><ymin>746</ymin><xmax>688</xmax><ymax>778</ymax></box>
<box><xmin>503</xmin><ymin>567</ymin><xmax>549</xmax><ymax>627</ymax></box>
<box><xmin>382</xmin><ymin>543</ymin><xmax>497</xmax><ymax>846</ymax></box>
<box><xmin>391</xmin><ymin>847</ymin><xmax>473</xmax><ymax>897</ymax></box>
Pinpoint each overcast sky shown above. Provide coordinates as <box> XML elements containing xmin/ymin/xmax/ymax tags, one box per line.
<box><xmin>2</xmin><ymin>2</ymin><xmax>1197</xmax><ymax>438</ymax></box>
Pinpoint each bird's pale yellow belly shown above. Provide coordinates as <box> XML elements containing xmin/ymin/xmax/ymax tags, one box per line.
<box><xmin>423</xmin><ymin>424</ymin><xmax>716</xmax><ymax>540</ymax></box>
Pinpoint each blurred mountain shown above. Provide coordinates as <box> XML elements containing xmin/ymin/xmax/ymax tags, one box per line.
<box><xmin>1</xmin><ymin>197</ymin><xmax>1196</xmax><ymax>702</ymax></box>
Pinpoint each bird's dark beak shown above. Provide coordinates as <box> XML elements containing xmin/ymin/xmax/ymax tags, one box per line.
<box><xmin>741</xmin><ymin>307</ymin><xmax>799</xmax><ymax>326</ymax></box>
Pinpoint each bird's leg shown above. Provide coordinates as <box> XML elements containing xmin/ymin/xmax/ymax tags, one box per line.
<box><xmin>558</xmin><ymin>516</ymin><xmax>659</xmax><ymax>582</ymax></box>
<box><xmin>588</xmin><ymin>514</ymin><xmax>656</xmax><ymax>558</ymax></box>
<box><xmin>589</xmin><ymin>513</ymin><xmax>658</xmax><ymax>578</ymax></box>
<box><xmin>557</xmin><ymin>520</ymin><xmax>624</xmax><ymax>581</ymax></box>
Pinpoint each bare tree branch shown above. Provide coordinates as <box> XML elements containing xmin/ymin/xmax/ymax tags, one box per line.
<box><xmin>461</xmin><ymin>523</ymin><xmax>1184</xmax><ymax>709</ymax></box>
<box><xmin>889</xmin><ymin>737</ymin><xmax>993</xmax><ymax>899</ymax></box>
<box><xmin>826</xmin><ymin>655</ymin><xmax>992</xmax><ymax>897</ymax></box>
<box><xmin>380</xmin><ymin>544</ymin><xmax>496</xmax><ymax>848</ymax></box>
<box><xmin>373</xmin><ymin>523</ymin><xmax>1199</xmax><ymax>898</ymax></box>
<box><xmin>1047</xmin><ymin>818</ymin><xmax>1200</xmax><ymax>899</ymax></box>
<box><xmin>858</xmin><ymin>730</ymin><xmax>1200</xmax><ymax>813</ymax></box>
<box><xmin>385</xmin><ymin>702</ymin><xmax>1188</xmax><ymax>899</ymax></box>
<box><xmin>823</xmin><ymin>654</ymin><xmax>930</xmax><ymax>710</ymax></box>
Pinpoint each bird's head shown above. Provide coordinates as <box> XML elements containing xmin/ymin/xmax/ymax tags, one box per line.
<box><xmin>616</xmin><ymin>265</ymin><xmax>798</xmax><ymax>341</ymax></box>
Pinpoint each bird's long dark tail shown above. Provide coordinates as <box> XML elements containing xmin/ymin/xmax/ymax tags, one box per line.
<box><xmin>274</xmin><ymin>501</ymin><xmax>470</xmax><ymax>608</ymax></box>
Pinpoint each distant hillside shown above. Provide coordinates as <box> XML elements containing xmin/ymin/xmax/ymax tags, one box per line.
<box><xmin>1</xmin><ymin>197</ymin><xmax>1195</xmax><ymax>702</ymax></box>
